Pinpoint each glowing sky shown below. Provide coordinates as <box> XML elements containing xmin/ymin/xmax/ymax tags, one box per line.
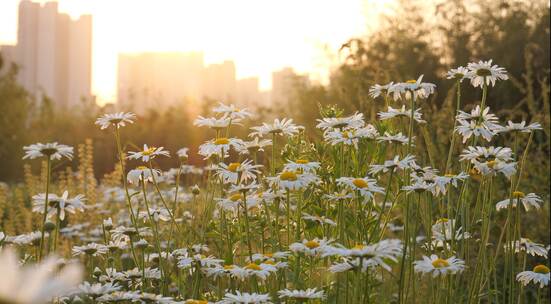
<box><xmin>0</xmin><ymin>0</ymin><xmax>395</xmax><ymax>105</ymax></box>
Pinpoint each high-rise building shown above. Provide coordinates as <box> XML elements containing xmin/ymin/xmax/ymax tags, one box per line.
<box><xmin>271</xmin><ymin>67</ymin><xmax>309</xmax><ymax>106</ymax></box>
<box><xmin>236</xmin><ymin>77</ymin><xmax>261</xmax><ymax>107</ymax></box>
<box><xmin>118</xmin><ymin>53</ymin><xmax>244</xmax><ymax>112</ymax></box>
<box><xmin>6</xmin><ymin>1</ymin><xmax>93</xmax><ymax>108</ymax></box>
<box><xmin>202</xmin><ymin>60</ymin><xmax>237</xmax><ymax>102</ymax></box>
<box><xmin>117</xmin><ymin>52</ymin><xmax>205</xmax><ymax>111</ymax></box>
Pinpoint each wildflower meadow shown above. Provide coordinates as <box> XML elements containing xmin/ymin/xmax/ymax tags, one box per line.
<box><xmin>0</xmin><ymin>60</ymin><xmax>549</xmax><ymax>304</ymax></box>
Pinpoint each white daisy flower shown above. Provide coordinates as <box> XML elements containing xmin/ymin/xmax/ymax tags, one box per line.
<box><xmin>302</xmin><ymin>213</ymin><xmax>337</xmax><ymax>226</ymax></box>
<box><xmin>455</xmin><ymin>106</ymin><xmax>501</xmax><ymax>143</ymax></box>
<box><xmin>278</xmin><ymin>288</ymin><xmax>325</xmax><ymax>300</ymax></box>
<box><xmin>249</xmin><ymin>118</ymin><xmax>300</xmax><ymax>138</ymax></box>
<box><xmin>377</xmin><ymin>132</ymin><xmax>411</xmax><ymax>145</ymax></box>
<box><xmin>466</xmin><ymin>59</ymin><xmax>508</xmax><ymax>88</ymax></box>
<box><xmin>369</xmin><ymin>82</ymin><xmax>394</xmax><ymax>99</ymax></box>
<box><xmin>213</xmin><ymin>102</ymin><xmax>253</xmax><ymax>120</ymax></box>
<box><xmin>495</xmin><ymin>191</ymin><xmax>542</xmax><ymax>211</ymax></box>
<box><xmin>326</xmin><ymin>239</ymin><xmax>403</xmax><ymax>271</ymax></box>
<box><xmin>388</xmin><ymin>75</ymin><xmax>436</xmax><ymax>101</ymax></box>
<box><xmin>138</xmin><ymin>206</ymin><xmax>171</xmax><ymax>222</ymax></box>
<box><xmin>369</xmin><ymin>155</ymin><xmax>417</xmax><ymax>175</ymax></box>
<box><xmin>460</xmin><ymin>146</ymin><xmax>516</xmax><ymax>178</ymax></box>
<box><xmin>516</xmin><ymin>265</ymin><xmax>550</xmax><ymax>288</ymax></box>
<box><xmin>127</xmin><ymin>144</ymin><xmax>170</xmax><ymax>162</ymax></box>
<box><xmin>324</xmin><ymin>190</ymin><xmax>354</xmax><ymax>202</ymax></box>
<box><xmin>194</xmin><ymin>116</ymin><xmax>241</xmax><ymax>130</ymax></box>
<box><xmin>414</xmin><ymin>255</ymin><xmax>465</xmax><ymax>277</ymax></box>
<box><xmin>198</xmin><ymin>137</ymin><xmax>240</xmax><ymax>160</ymax></box>
<box><xmin>316</xmin><ymin>112</ymin><xmax>365</xmax><ymax>131</ymax></box>
<box><xmin>497</xmin><ymin>120</ymin><xmax>542</xmax><ymax>134</ymax></box>
<box><xmin>290</xmin><ymin>238</ymin><xmax>333</xmax><ymax>257</ymax></box>
<box><xmin>431</xmin><ymin>172</ymin><xmax>468</xmax><ymax>196</ymax></box>
<box><xmin>242</xmin><ymin>262</ymin><xmax>278</xmax><ymax>280</ymax></box>
<box><xmin>176</xmin><ymin>147</ymin><xmax>189</xmax><ymax>159</ymax></box>
<box><xmin>32</xmin><ymin>191</ymin><xmax>86</xmax><ymax>221</ymax></box>
<box><xmin>324</xmin><ymin>125</ymin><xmax>379</xmax><ymax>147</ymax></box>
<box><xmin>235</xmin><ymin>137</ymin><xmax>272</xmax><ymax>155</ymax></box>
<box><xmin>78</xmin><ymin>282</ymin><xmax>121</xmax><ymax>299</ymax></box>
<box><xmin>0</xmin><ymin>248</ymin><xmax>82</xmax><ymax>304</ymax></box>
<box><xmin>22</xmin><ymin>142</ymin><xmax>73</xmax><ymax>160</ymax></box>
<box><xmin>72</xmin><ymin>243</ymin><xmax>109</xmax><ymax>257</ymax></box>
<box><xmin>402</xmin><ymin>180</ymin><xmax>432</xmax><ymax>193</ymax></box>
<box><xmin>230</xmin><ymin>182</ymin><xmax>261</xmax><ymax>197</ymax></box>
<box><xmin>446</xmin><ymin>66</ymin><xmax>471</xmax><ymax>82</ymax></box>
<box><xmin>336</xmin><ymin>177</ymin><xmax>384</xmax><ymax>200</ymax></box>
<box><xmin>127</xmin><ymin>166</ymin><xmax>161</xmax><ymax>185</ymax></box>
<box><xmin>378</xmin><ymin>106</ymin><xmax>426</xmax><ymax>123</ymax></box>
<box><xmin>95</xmin><ymin>112</ymin><xmax>136</xmax><ymax>130</ymax></box>
<box><xmin>218</xmin><ymin>291</ymin><xmax>272</xmax><ymax>304</ymax></box>
<box><xmin>431</xmin><ymin>219</ymin><xmax>470</xmax><ymax>248</ymax></box>
<box><xmin>505</xmin><ymin>238</ymin><xmax>548</xmax><ymax>258</ymax></box>
<box><xmin>283</xmin><ymin>159</ymin><xmax>320</xmax><ymax>173</ymax></box>
<box><xmin>215</xmin><ymin>160</ymin><xmax>262</xmax><ymax>184</ymax></box>
<box><xmin>177</xmin><ymin>253</ymin><xmax>223</xmax><ymax>269</ymax></box>
<box><xmin>266</xmin><ymin>170</ymin><xmax>319</xmax><ymax>191</ymax></box>
<box><xmin>131</xmin><ymin>292</ymin><xmax>174</xmax><ymax>303</ymax></box>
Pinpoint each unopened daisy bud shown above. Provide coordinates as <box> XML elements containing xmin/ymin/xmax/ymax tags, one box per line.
<box><xmin>93</xmin><ymin>267</ymin><xmax>102</xmax><ymax>277</ymax></box>
<box><xmin>191</xmin><ymin>185</ymin><xmax>201</xmax><ymax>195</ymax></box>
<box><xmin>135</xmin><ymin>239</ymin><xmax>149</xmax><ymax>249</ymax></box>
<box><xmin>44</xmin><ymin>221</ymin><xmax>56</xmax><ymax>232</ymax></box>
<box><xmin>103</xmin><ymin>218</ymin><xmax>113</xmax><ymax>230</ymax></box>
<box><xmin>177</xmin><ymin>147</ymin><xmax>189</xmax><ymax>160</ymax></box>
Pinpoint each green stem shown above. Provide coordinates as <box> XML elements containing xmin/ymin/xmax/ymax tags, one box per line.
<box><xmin>38</xmin><ymin>157</ymin><xmax>51</xmax><ymax>261</ymax></box>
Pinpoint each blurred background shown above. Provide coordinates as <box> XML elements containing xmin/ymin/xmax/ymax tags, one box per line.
<box><xmin>0</xmin><ymin>0</ymin><xmax>549</xmax><ymax>183</ymax></box>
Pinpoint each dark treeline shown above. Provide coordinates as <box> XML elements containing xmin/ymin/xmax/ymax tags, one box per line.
<box><xmin>0</xmin><ymin>0</ymin><xmax>549</xmax><ymax>183</ymax></box>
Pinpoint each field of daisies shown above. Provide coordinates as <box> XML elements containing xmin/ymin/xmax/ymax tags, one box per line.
<box><xmin>0</xmin><ymin>59</ymin><xmax>549</xmax><ymax>304</ymax></box>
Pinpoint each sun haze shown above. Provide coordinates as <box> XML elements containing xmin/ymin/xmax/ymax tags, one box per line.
<box><xmin>0</xmin><ymin>0</ymin><xmax>396</xmax><ymax>105</ymax></box>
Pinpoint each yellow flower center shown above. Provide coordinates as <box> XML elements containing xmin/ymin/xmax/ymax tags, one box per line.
<box><xmin>280</xmin><ymin>171</ymin><xmax>298</xmax><ymax>181</ymax></box>
<box><xmin>487</xmin><ymin>160</ymin><xmax>497</xmax><ymax>168</ymax></box>
<box><xmin>142</xmin><ymin>147</ymin><xmax>157</xmax><ymax>156</ymax></box>
<box><xmin>444</xmin><ymin>173</ymin><xmax>455</xmax><ymax>177</ymax></box>
<box><xmin>406</xmin><ymin>79</ymin><xmax>417</xmax><ymax>84</ymax></box>
<box><xmin>352</xmin><ymin>178</ymin><xmax>368</xmax><ymax>189</ymax></box>
<box><xmin>109</xmin><ymin>118</ymin><xmax>123</xmax><ymax>124</ymax></box>
<box><xmin>229</xmin><ymin>194</ymin><xmax>242</xmax><ymax>202</ymax></box>
<box><xmin>512</xmin><ymin>191</ymin><xmax>525</xmax><ymax>199</ymax></box>
<box><xmin>436</xmin><ymin>218</ymin><xmax>449</xmax><ymax>224</ymax></box>
<box><xmin>533</xmin><ymin>265</ymin><xmax>550</xmax><ymax>274</ymax></box>
<box><xmin>137</xmin><ymin>166</ymin><xmax>148</xmax><ymax>170</ymax></box>
<box><xmin>264</xmin><ymin>253</ymin><xmax>273</xmax><ymax>258</ymax></box>
<box><xmin>40</xmin><ymin>147</ymin><xmax>58</xmax><ymax>156</ymax></box>
<box><xmin>223</xmin><ymin>265</ymin><xmax>235</xmax><ymax>270</ymax></box>
<box><xmin>264</xmin><ymin>260</ymin><xmax>276</xmax><ymax>265</ymax></box>
<box><xmin>214</xmin><ymin>137</ymin><xmax>230</xmax><ymax>145</ymax></box>
<box><xmin>296</xmin><ymin>159</ymin><xmax>309</xmax><ymax>164</ymax></box>
<box><xmin>469</xmin><ymin>168</ymin><xmax>481</xmax><ymax>181</ymax></box>
<box><xmin>476</xmin><ymin>68</ymin><xmax>492</xmax><ymax>77</ymax></box>
<box><xmin>305</xmin><ymin>240</ymin><xmax>320</xmax><ymax>249</ymax></box>
<box><xmin>245</xmin><ymin>263</ymin><xmax>262</xmax><ymax>271</ymax></box>
<box><xmin>186</xmin><ymin>300</ymin><xmax>209</xmax><ymax>304</ymax></box>
<box><xmin>352</xmin><ymin>244</ymin><xmax>365</xmax><ymax>250</ymax></box>
<box><xmin>228</xmin><ymin>162</ymin><xmax>241</xmax><ymax>172</ymax></box>
<box><xmin>342</xmin><ymin>130</ymin><xmax>355</xmax><ymax>138</ymax></box>
<box><xmin>432</xmin><ymin>258</ymin><xmax>450</xmax><ymax>268</ymax></box>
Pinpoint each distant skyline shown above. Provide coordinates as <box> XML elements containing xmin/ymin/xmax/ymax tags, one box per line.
<box><xmin>0</xmin><ymin>0</ymin><xmax>396</xmax><ymax>105</ymax></box>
